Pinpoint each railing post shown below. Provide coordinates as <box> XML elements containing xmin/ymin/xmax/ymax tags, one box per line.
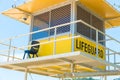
<box><xmin>12</xmin><ymin>48</ymin><xmax>15</xmax><ymax>61</ymax></box>
<box><xmin>53</xmin><ymin>28</ymin><xmax>57</xmax><ymax>55</ymax></box>
<box><xmin>7</xmin><ymin>39</ymin><xmax>12</xmax><ymax>62</ymax></box>
<box><xmin>114</xmin><ymin>52</ymin><xmax>116</xmax><ymax>70</ymax></box>
<box><xmin>107</xmin><ymin>48</ymin><xmax>110</xmax><ymax>70</ymax></box>
<box><xmin>96</xmin><ymin>30</ymin><xmax>99</xmax><ymax>57</ymax></box>
<box><xmin>24</xmin><ymin>68</ymin><xmax>28</xmax><ymax>80</ymax></box>
<box><xmin>71</xmin><ymin>0</ymin><xmax>76</xmax><ymax>52</ymax></box>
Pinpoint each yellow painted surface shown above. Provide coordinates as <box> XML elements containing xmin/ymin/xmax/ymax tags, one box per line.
<box><xmin>74</xmin><ymin>37</ymin><xmax>105</xmax><ymax>60</ymax></box>
<box><xmin>2</xmin><ymin>0</ymin><xmax>120</xmax><ymax>28</ymax></box>
<box><xmin>37</xmin><ymin>35</ymin><xmax>72</xmax><ymax>56</ymax></box>
<box><xmin>37</xmin><ymin>35</ymin><xmax>105</xmax><ymax>60</ymax></box>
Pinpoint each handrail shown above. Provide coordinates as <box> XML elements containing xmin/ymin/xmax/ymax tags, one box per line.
<box><xmin>0</xmin><ymin>42</ymin><xmax>24</xmax><ymax>51</ymax></box>
<box><xmin>0</xmin><ymin>53</ymin><xmax>21</xmax><ymax>60</ymax></box>
<box><xmin>0</xmin><ymin>19</ymin><xmax>120</xmax><ymax>46</ymax></box>
<box><xmin>0</xmin><ymin>19</ymin><xmax>120</xmax><ymax>67</ymax></box>
<box><xmin>0</xmin><ymin>20</ymin><xmax>82</xmax><ymax>42</ymax></box>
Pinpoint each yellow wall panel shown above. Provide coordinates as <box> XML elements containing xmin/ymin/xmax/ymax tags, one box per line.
<box><xmin>56</xmin><ymin>35</ymin><xmax>72</xmax><ymax>54</ymax></box>
<box><xmin>38</xmin><ymin>35</ymin><xmax>72</xmax><ymax>56</ymax></box>
<box><xmin>38</xmin><ymin>39</ymin><xmax>54</xmax><ymax>56</ymax></box>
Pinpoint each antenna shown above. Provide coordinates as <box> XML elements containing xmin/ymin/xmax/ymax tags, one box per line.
<box><xmin>12</xmin><ymin>0</ymin><xmax>18</xmax><ymax>8</ymax></box>
<box><xmin>12</xmin><ymin>0</ymin><xmax>27</xmax><ymax>7</ymax></box>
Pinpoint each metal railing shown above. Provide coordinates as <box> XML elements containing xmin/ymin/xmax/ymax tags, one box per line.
<box><xmin>0</xmin><ymin>19</ymin><xmax>120</xmax><ymax>71</ymax></box>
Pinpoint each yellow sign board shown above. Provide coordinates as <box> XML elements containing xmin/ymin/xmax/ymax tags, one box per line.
<box><xmin>74</xmin><ymin>37</ymin><xmax>105</xmax><ymax>60</ymax></box>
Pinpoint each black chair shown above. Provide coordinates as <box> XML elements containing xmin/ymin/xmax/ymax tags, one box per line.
<box><xmin>23</xmin><ymin>41</ymin><xmax>40</xmax><ymax>59</ymax></box>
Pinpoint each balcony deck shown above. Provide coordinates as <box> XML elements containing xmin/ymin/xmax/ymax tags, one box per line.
<box><xmin>0</xmin><ymin>51</ymin><xmax>116</xmax><ymax>77</ymax></box>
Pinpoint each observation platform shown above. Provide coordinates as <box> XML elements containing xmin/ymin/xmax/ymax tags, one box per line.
<box><xmin>0</xmin><ymin>51</ymin><xmax>119</xmax><ymax>77</ymax></box>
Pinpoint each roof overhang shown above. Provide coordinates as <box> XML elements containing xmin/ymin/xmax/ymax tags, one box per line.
<box><xmin>2</xmin><ymin>0</ymin><xmax>120</xmax><ymax>29</ymax></box>
<box><xmin>2</xmin><ymin>0</ymin><xmax>67</xmax><ymax>24</ymax></box>
<box><xmin>79</xmin><ymin>0</ymin><xmax>120</xmax><ymax>28</ymax></box>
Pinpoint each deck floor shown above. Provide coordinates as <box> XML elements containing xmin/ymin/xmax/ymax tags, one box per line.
<box><xmin>0</xmin><ymin>51</ymin><xmax>111</xmax><ymax>77</ymax></box>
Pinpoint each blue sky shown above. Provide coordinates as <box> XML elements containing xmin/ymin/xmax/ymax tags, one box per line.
<box><xmin>0</xmin><ymin>0</ymin><xmax>58</xmax><ymax>80</ymax></box>
<box><xmin>0</xmin><ymin>0</ymin><xmax>120</xmax><ymax>80</ymax></box>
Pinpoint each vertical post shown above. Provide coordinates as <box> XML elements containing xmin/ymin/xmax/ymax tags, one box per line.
<box><xmin>48</xmin><ymin>10</ymin><xmax>51</xmax><ymax>41</ymax></box>
<box><xmin>107</xmin><ymin>48</ymin><xmax>110</xmax><ymax>70</ymax></box>
<box><xmin>71</xmin><ymin>63</ymin><xmax>74</xmax><ymax>73</ymax></box>
<box><xmin>96</xmin><ymin>30</ymin><xmax>98</xmax><ymax>57</ymax></box>
<box><xmin>71</xmin><ymin>0</ymin><xmax>76</xmax><ymax>52</ymax></box>
<box><xmin>71</xmin><ymin>63</ymin><xmax>75</xmax><ymax>80</ymax></box>
<box><xmin>53</xmin><ymin>27</ymin><xmax>57</xmax><ymax>55</ymax></box>
<box><xmin>29</xmin><ymin>15</ymin><xmax>34</xmax><ymax>42</ymax></box>
<box><xmin>114</xmin><ymin>52</ymin><xmax>116</xmax><ymax>70</ymax></box>
<box><xmin>12</xmin><ymin>48</ymin><xmax>15</xmax><ymax>61</ymax></box>
<box><xmin>7</xmin><ymin>39</ymin><xmax>12</xmax><ymax>62</ymax></box>
<box><xmin>24</xmin><ymin>68</ymin><xmax>28</xmax><ymax>80</ymax></box>
<box><xmin>104</xmin><ymin>76</ymin><xmax>107</xmax><ymax>80</ymax></box>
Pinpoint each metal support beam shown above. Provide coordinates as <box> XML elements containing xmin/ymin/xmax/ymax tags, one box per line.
<box><xmin>104</xmin><ymin>76</ymin><xmax>107</xmax><ymax>80</ymax></box>
<box><xmin>77</xmin><ymin>63</ymin><xmax>102</xmax><ymax>71</ymax></box>
<box><xmin>24</xmin><ymin>68</ymin><xmax>28</xmax><ymax>80</ymax></box>
<box><xmin>57</xmin><ymin>70</ymin><xmax>120</xmax><ymax>78</ymax></box>
<box><xmin>71</xmin><ymin>63</ymin><xmax>75</xmax><ymax>73</ymax></box>
<box><xmin>71</xmin><ymin>0</ymin><xmax>76</xmax><ymax>52</ymax></box>
<box><xmin>7</xmin><ymin>39</ymin><xmax>12</xmax><ymax>62</ymax></box>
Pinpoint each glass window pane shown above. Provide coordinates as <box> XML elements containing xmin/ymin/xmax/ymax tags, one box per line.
<box><xmin>32</xmin><ymin>12</ymin><xmax>49</xmax><ymax>40</ymax></box>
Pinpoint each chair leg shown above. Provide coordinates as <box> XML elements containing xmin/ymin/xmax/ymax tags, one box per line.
<box><xmin>36</xmin><ymin>54</ymin><xmax>38</xmax><ymax>57</ymax></box>
<box><xmin>28</xmin><ymin>53</ymin><xmax>31</xmax><ymax>58</ymax></box>
<box><xmin>23</xmin><ymin>53</ymin><xmax>26</xmax><ymax>59</ymax></box>
<box><xmin>32</xmin><ymin>54</ymin><xmax>34</xmax><ymax>58</ymax></box>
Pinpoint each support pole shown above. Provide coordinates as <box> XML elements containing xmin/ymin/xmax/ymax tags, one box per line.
<box><xmin>71</xmin><ymin>0</ymin><xmax>76</xmax><ymax>52</ymax></box>
<box><xmin>71</xmin><ymin>63</ymin><xmax>75</xmax><ymax>80</ymax></box>
<box><xmin>12</xmin><ymin>48</ymin><xmax>15</xmax><ymax>61</ymax></box>
<box><xmin>104</xmin><ymin>76</ymin><xmax>107</xmax><ymax>80</ymax></box>
<box><xmin>7</xmin><ymin>39</ymin><xmax>12</xmax><ymax>62</ymax></box>
<box><xmin>24</xmin><ymin>68</ymin><xmax>28</xmax><ymax>80</ymax></box>
<box><xmin>96</xmin><ymin>30</ymin><xmax>98</xmax><ymax>57</ymax></box>
<box><xmin>71</xmin><ymin>63</ymin><xmax>75</xmax><ymax>73</ymax></box>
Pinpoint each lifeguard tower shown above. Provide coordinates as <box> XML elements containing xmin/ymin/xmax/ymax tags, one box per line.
<box><xmin>1</xmin><ymin>0</ymin><xmax>120</xmax><ymax>80</ymax></box>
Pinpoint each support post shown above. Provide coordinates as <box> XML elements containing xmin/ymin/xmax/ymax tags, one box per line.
<box><xmin>7</xmin><ymin>39</ymin><xmax>12</xmax><ymax>62</ymax></box>
<box><xmin>71</xmin><ymin>63</ymin><xmax>75</xmax><ymax>80</ymax></box>
<box><xmin>104</xmin><ymin>76</ymin><xmax>107</xmax><ymax>80</ymax></box>
<box><xmin>53</xmin><ymin>27</ymin><xmax>57</xmax><ymax>55</ymax></box>
<box><xmin>108</xmin><ymin>48</ymin><xmax>110</xmax><ymax>70</ymax></box>
<box><xmin>96</xmin><ymin>30</ymin><xmax>98</xmax><ymax>57</ymax></box>
<box><xmin>71</xmin><ymin>63</ymin><xmax>75</xmax><ymax>73</ymax></box>
<box><xmin>12</xmin><ymin>48</ymin><xmax>15</xmax><ymax>61</ymax></box>
<box><xmin>71</xmin><ymin>0</ymin><xmax>76</xmax><ymax>52</ymax></box>
<box><xmin>24</xmin><ymin>68</ymin><xmax>28</xmax><ymax>80</ymax></box>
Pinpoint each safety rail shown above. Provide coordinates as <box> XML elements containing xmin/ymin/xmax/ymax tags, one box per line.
<box><xmin>0</xmin><ymin>19</ymin><xmax>120</xmax><ymax>71</ymax></box>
